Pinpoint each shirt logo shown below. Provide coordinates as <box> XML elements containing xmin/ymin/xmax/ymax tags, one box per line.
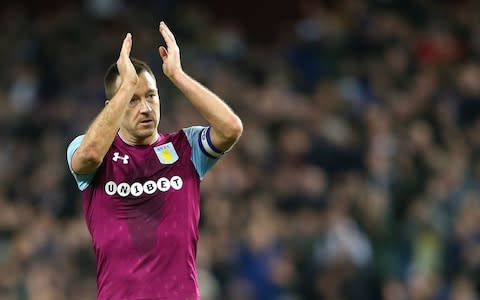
<box><xmin>104</xmin><ymin>176</ymin><xmax>183</xmax><ymax>197</ymax></box>
<box><xmin>154</xmin><ymin>142</ymin><xmax>178</xmax><ymax>164</ymax></box>
<box><xmin>112</xmin><ymin>152</ymin><xmax>129</xmax><ymax>164</ymax></box>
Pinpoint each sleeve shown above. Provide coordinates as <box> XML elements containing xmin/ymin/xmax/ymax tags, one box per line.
<box><xmin>66</xmin><ymin>135</ymin><xmax>96</xmax><ymax>191</ymax></box>
<box><xmin>182</xmin><ymin>126</ymin><xmax>227</xmax><ymax>179</ymax></box>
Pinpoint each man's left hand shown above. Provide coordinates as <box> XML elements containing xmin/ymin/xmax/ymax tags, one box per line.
<box><xmin>158</xmin><ymin>21</ymin><xmax>183</xmax><ymax>79</ymax></box>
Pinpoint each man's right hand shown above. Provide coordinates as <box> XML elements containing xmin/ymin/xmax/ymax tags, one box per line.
<box><xmin>117</xmin><ymin>33</ymin><xmax>138</xmax><ymax>87</ymax></box>
<box><xmin>70</xmin><ymin>33</ymin><xmax>139</xmax><ymax>176</ymax></box>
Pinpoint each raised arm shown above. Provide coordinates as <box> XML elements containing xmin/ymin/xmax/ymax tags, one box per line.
<box><xmin>158</xmin><ymin>22</ymin><xmax>243</xmax><ymax>152</ymax></box>
<box><xmin>71</xmin><ymin>33</ymin><xmax>139</xmax><ymax>175</ymax></box>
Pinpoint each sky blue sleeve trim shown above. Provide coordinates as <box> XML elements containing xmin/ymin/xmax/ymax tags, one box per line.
<box><xmin>199</xmin><ymin>127</ymin><xmax>224</xmax><ymax>158</ymax></box>
<box><xmin>182</xmin><ymin>126</ymin><xmax>220</xmax><ymax>179</ymax></box>
<box><xmin>198</xmin><ymin>128</ymin><xmax>219</xmax><ymax>159</ymax></box>
<box><xmin>205</xmin><ymin>127</ymin><xmax>223</xmax><ymax>154</ymax></box>
<box><xmin>66</xmin><ymin>135</ymin><xmax>95</xmax><ymax>191</ymax></box>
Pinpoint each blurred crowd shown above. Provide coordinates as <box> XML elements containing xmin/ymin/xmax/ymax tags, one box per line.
<box><xmin>1</xmin><ymin>0</ymin><xmax>480</xmax><ymax>299</ymax></box>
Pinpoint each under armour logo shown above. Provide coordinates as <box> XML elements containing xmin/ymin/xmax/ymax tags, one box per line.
<box><xmin>112</xmin><ymin>152</ymin><xmax>129</xmax><ymax>164</ymax></box>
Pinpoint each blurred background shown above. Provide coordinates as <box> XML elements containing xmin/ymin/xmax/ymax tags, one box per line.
<box><xmin>1</xmin><ymin>0</ymin><xmax>480</xmax><ymax>299</ymax></box>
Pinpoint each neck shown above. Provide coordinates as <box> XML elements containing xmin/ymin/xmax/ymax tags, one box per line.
<box><xmin>118</xmin><ymin>130</ymin><xmax>159</xmax><ymax>145</ymax></box>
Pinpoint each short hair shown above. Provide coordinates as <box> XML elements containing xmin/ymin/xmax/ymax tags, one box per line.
<box><xmin>104</xmin><ymin>58</ymin><xmax>155</xmax><ymax>99</ymax></box>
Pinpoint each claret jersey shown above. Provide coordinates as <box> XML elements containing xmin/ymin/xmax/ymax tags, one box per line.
<box><xmin>67</xmin><ymin>126</ymin><xmax>223</xmax><ymax>300</ymax></box>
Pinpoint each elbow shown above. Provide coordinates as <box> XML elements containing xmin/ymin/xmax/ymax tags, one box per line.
<box><xmin>76</xmin><ymin>146</ymin><xmax>103</xmax><ymax>169</ymax></box>
<box><xmin>225</xmin><ymin>116</ymin><xmax>243</xmax><ymax>142</ymax></box>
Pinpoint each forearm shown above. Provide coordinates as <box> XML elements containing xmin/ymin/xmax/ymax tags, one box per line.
<box><xmin>73</xmin><ymin>83</ymin><xmax>135</xmax><ymax>173</ymax></box>
<box><xmin>170</xmin><ymin>70</ymin><xmax>243</xmax><ymax>149</ymax></box>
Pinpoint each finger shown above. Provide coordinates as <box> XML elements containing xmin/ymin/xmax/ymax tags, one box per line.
<box><xmin>120</xmin><ymin>33</ymin><xmax>132</xmax><ymax>57</ymax></box>
<box><xmin>159</xmin><ymin>46</ymin><xmax>168</xmax><ymax>61</ymax></box>
<box><xmin>159</xmin><ymin>23</ymin><xmax>173</xmax><ymax>47</ymax></box>
<box><xmin>165</xmin><ymin>26</ymin><xmax>177</xmax><ymax>46</ymax></box>
<box><xmin>160</xmin><ymin>22</ymin><xmax>176</xmax><ymax>42</ymax></box>
<box><xmin>158</xmin><ymin>46</ymin><xmax>168</xmax><ymax>61</ymax></box>
<box><xmin>159</xmin><ymin>22</ymin><xmax>176</xmax><ymax>49</ymax></box>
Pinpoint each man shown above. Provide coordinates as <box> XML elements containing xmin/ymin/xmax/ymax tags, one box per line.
<box><xmin>66</xmin><ymin>21</ymin><xmax>243</xmax><ymax>300</ymax></box>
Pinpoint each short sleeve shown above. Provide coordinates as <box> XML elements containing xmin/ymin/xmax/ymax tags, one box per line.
<box><xmin>66</xmin><ymin>135</ymin><xmax>96</xmax><ymax>191</ymax></box>
<box><xmin>182</xmin><ymin>126</ymin><xmax>225</xmax><ymax>179</ymax></box>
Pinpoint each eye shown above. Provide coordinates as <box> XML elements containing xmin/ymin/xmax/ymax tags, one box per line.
<box><xmin>129</xmin><ymin>97</ymin><xmax>140</xmax><ymax>105</ymax></box>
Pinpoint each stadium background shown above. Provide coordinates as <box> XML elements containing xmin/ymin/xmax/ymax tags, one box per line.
<box><xmin>1</xmin><ymin>0</ymin><xmax>480</xmax><ymax>299</ymax></box>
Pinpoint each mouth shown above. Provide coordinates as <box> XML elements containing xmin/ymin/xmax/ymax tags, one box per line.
<box><xmin>139</xmin><ymin>119</ymin><xmax>154</xmax><ymax>125</ymax></box>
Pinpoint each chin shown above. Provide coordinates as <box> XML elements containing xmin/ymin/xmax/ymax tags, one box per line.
<box><xmin>137</xmin><ymin>127</ymin><xmax>156</xmax><ymax>137</ymax></box>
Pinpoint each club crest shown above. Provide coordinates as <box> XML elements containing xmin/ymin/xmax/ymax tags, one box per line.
<box><xmin>154</xmin><ymin>142</ymin><xmax>179</xmax><ymax>164</ymax></box>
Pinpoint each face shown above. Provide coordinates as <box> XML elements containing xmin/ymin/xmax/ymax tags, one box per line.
<box><xmin>113</xmin><ymin>71</ymin><xmax>160</xmax><ymax>145</ymax></box>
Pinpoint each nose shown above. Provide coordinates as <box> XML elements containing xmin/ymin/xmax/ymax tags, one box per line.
<box><xmin>139</xmin><ymin>99</ymin><xmax>152</xmax><ymax>113</ymax></box>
